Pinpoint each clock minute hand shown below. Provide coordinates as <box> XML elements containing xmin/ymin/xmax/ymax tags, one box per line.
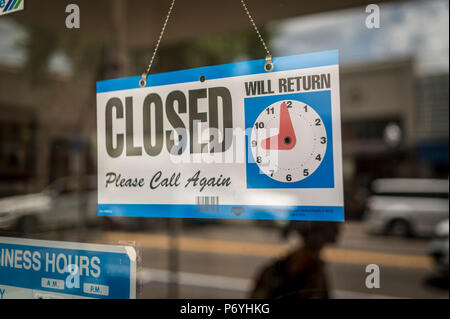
<box><xmin>261</xmin><ymin>102</ymin><xmax>297</xmax><ymax>150</ymax></box>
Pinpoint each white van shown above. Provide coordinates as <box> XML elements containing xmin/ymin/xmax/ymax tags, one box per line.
<box><xmin>364</xmin><ymin>178</ymin><xmax>449</xmax><ymax>237</ymax></box>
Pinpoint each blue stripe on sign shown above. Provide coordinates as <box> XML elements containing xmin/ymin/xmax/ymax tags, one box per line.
<box><xmin>4</xmin><ymin>0</ymin><xmax>14</xmax><ymax>11</ymax></box>
<box><xmin>98</xmin><ymin>204</ymin><xmax>345</xmax><ymax>221</ymax></box>
<box><xmin>7</xmin><ymin>0</ymin><xmax>17</xmax><ymax>11</ymax></box>
<box><xmin>96</xmin><ymin>50</ymin><xmax>339</xmax><ymax>93</ymax></box>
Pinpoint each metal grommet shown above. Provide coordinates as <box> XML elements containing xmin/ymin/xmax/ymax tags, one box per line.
<box><xmin>139</xmin><ymin>75</ymin><xmax>147</xmax><ymax>88</ymax></box>
<box><xmin>264</xmin><ymin>55</ymin><xmax>273</xmax><ymax>72</ymax></box>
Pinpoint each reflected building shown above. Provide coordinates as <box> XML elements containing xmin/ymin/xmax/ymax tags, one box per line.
<box><xmin>415</xmin><ymin>73</ymin><xmax>449</xmax><ymax>175</ymax></box>
<box><xmin>0</xmin><ymin>64</ymin><xmax>96</xmax><ymax>197</ymax></box>
<box><xmin>340</xmin><ymin>59</ymin><xmax>449</xmax><ymax>218</ymax></box>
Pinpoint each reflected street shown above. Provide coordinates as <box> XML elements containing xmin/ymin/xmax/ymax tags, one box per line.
<box><xmin>15</xmin><ymin>221</ymin><xmax>448</xmax><ymax>299</ymax></box>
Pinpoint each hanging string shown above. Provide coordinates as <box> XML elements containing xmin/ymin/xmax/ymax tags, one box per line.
<box><xmin>239</xmin><ymin>0</ymin><xmax>272</xmax><ymax>58</ymax></box>
<box><xmin>139</xmin><ymin>0</ymin><xmax>176</xmax><ymax>87</ymax></box>
<box><xmin>139</xmin><ymin>0</ymin><xmax>273</xmax><ymax>87</ymax></box>
<box><xmin>239</xmin><ymin>0</ymin><xmax>273</xmax><ymax>72</ymax></box>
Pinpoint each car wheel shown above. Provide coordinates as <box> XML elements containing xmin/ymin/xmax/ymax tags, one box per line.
<box><xmin>16</xmin><ymin>216</ymin><xmax>39</xmax><ymax>234</ymax></box>
<box><xmin>388</xmin><ymin>219</ymin><xmax>412</xmax><ymax>237</ymax></box>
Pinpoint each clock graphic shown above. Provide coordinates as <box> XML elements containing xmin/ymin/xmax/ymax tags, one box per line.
<box><xmin>245</xmin><ymin>92</ymin><xmax>334</xmax><ymax>189</ymax></box>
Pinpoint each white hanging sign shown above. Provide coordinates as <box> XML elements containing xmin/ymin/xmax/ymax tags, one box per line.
<box><xmin>96</xmin><ymin>50</ymin><xmax>344</xmax><ymax>221</ymax></box>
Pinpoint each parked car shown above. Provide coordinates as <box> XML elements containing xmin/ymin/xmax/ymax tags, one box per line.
<box><xmin>0</xmin><ymin>176</ymin><xmax>98</xmax><ymax>233</ymax></box>
<box><xmin>429</xmin><ymin>219</ymin><xmax>449</xmax><ymax>276</ymax></box>
<box><xmin>364</xmin><ymin>178</ymin><xmax>449</xmax><ymax>237</ymax></box>
<box><xmin>0</xmin><ymin>192</ymin><xmax>52</xmax><ymax>233</ymax></box>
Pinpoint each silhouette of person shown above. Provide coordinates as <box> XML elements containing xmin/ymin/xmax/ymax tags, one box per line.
<box><xmin>250</xmin><ymin>221</ymin><xmax>340</xmax><ymax>299</ymax></box>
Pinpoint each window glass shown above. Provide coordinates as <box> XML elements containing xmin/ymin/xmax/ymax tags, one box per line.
<box><xmin>0</xmin><ymin>0</ymin><xmax>448</xmax><ymax>300</ymax></box>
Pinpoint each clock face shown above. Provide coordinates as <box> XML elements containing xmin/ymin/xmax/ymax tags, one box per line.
<box><xmin>250</xmin><ymin>99</ymin><xmax>327</xmax><ymax>183</ymax></box>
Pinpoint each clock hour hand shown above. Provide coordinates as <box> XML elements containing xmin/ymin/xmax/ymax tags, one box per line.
<box><xmin>262</xmin><ymin>102</ymin><xmax>296</xmax><ymax>150</ymax></box>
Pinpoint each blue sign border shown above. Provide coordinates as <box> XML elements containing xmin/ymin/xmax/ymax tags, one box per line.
<box><xmin>99</xmin><ymin>204</ymin><xmax>344</xmax><ymax>221</ymax></box>
<box><xmin>97</xmin><ymin>50</ymin><xmax>339</xmax><ymax>93</ymax></box>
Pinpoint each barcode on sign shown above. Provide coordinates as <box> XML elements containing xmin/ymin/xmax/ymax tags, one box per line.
<box><xmin>196</xmin><ymin>196</ymin><xmax>219</xmax><ymax>212</ymax></box>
